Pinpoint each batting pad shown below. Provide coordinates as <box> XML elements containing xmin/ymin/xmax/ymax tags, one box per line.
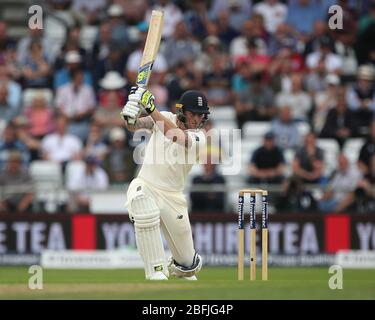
<box><xmin>130</xmin><ymin>194</ymin><xmax>168</xmax><ymax>279</ymax></box>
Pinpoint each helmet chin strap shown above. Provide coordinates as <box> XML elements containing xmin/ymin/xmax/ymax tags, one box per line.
<box><xmin>177</xmin><ymin>109</ymin><xmax>208</xmax><ymax>130</ymax></box>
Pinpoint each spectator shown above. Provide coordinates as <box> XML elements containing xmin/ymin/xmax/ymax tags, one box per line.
<box><xmin>271</xmin><ymin>106</ymin><xmax>302</xmax><ymax>150</ymax></box>
<box><xmin>0</xmin><ymin>60</ymin><xmax>22</xmax><ymax>112</ymax></box>
<box><xmin>248</xmin><ymin>131</ymin><xmax>285</xmax><ymax>184</ymax></box>
<box><xmin>0</xmin><ymin>124</ymin><xmax>30</xmax><ymax>171</ymax></box>
<box><xmin>94</xmin><ymin>71</ymin><xmax>127</xmax><ymax>133</ymax></box>
<box><xmin>66</xmin><ymin>154</ymin><xmax>109</xmax><ymax>212</ymax></box>
<box><xmin>0</xmin><ymin>84</ymin><xmax>18</xmax><ymax>123</ymax></box>
<box><xmin>0</xmin><ymin>22</ymin><xmax>16</xmax><ymax>61</ymax></box>
<box><xmin>54</xmin><ymin>51</ymin><xmax>93</xmax><ymax>89</ymax></box>
<box><xmin>358</xmin><ymin>120</ymin><xmax>375</xmax><ymax>175</ymax></box>
<box><xmin>210</xmin><ymin>0</ymin><xmax>251</xmax><ymax>32</ymax></box>
<box><xmin>319</xmin><ymin>92</ymin><xmax>356</xmax><ymax>149</ymax></box>
<box><xmin>83</xmin><ymin>122</ymin><xmax>108</xmax><ymax>163</ymax></box>
<box><xmin>303</xmin><ymin>20</ymin><xmax>332</xmax><ymax>58</ymax></box>
<box><xmin>106</xmin><ymin>4</ymin><xmax>130</xmax><ymax>51</ymax></box>
<box><xmin>203</xmin><ymin>53</ymin><xmax>233</xmax><ymax>106</ymax></box>
<box><xmin>41</xmin><ymin>115</ymin><xmax>82</xmax><ymax>168</ymax></box>
<box><xmin>346</xmin><ymin>64</ymin><xmax>375</xmax><ymax>112</ymax></box>
<box><xmin>195</xmin><ymin>36</ymin><xmax>222</xmax><ymax>75</ymax></box>
<box><xmin>356</xmin><ymin>3</ymin><xmax>375</xmax><ymax>65</ymax></box>
<box><xmin>268</xmin><ymin>23</ymin><xmax>300</xmax><ymax>57</ymax></box>
<box><xmin>276</xmin><ymin>72</ymin><xmax>312</xmax><ymax>122</ymax></box>
<box><xmin>55</xmin><ymin>68</ymin><xmax>96</xmax><ymax>141</ymax></box>
<box><xmin>93</xmin><ymin>41</ymin><xmax>128</xmax><ymax>90</ymax></box>
<box><xmin>23</xmin><ymin>91</ymin><xmax>55</xmax><ymax>139</ymax></box>
<box><xmin>13</xmin><ymin>116</ymin><xmax>42</xmax><ymax>162</ymax></box>
<box><xmin>313</xmin><ymin>73</ymin><xmax>340</xmax><ymax>133</ymax></box>
<box><xmin>21</xmin><ymin>40</ymin><xmax>51</xmax><ymax>88</ymax></box>
<box><xmin>276</xmin><ymin>176</ymin><xmax>317</xmax><ymax>212</ymax></box>
<box><xmin>184</xmin><ymin>0</ymin><xmax>210</xmax><ymax>40</ymax></box>
<box><xmin>229</xmin><ymin>20</ymin><xmax>254</xmax><ymax>60</ymax></box>
<box><xmin>190</xmin><ymin>149</ymin><xmax>226</xmax><ymax>212</ymax></box>
<box><xmin>287</xmin><ymin>0</ymin><xmax>325</xmax><ymax>35</ymax></box>
<box><xmin>103</xmin><ymin>127</ymin><xmax>137</xmax><ymax>184</ymax></box>
<box><xmin>346</xmin><ymin>154</ymin><xmax>375</xmax><ymax>213</ymax></box>
<box><xmin>163</xmin><ymin>21</ymin><xmax>200</xmax><ymax>69</ymax></box>
<box><xmin>146</xmin><ymin>0</ymin><xmax>184</xmax><ymax>40</ymax></box>
<box><xmin>0</xmin><ymin>151</ymin><xmax>34</xmax><ymax>213</ymax></box>
<box><xmin>235</xmin><ymin>71</ymin><xmax>276</xmax><ymax>128</ymax></box>
<box><xmin>292</xmin><ymin>132</ymin><xmax>325</xmax><ymax>184</ymax></box>
<box><xmin>17</xmin><ymin>28</ymin><xmax>52</xmax><ymax>66</ymax></box>
<box><xmin>306</xmin><ymin>36</ymin><xmax>343</xmax><ymax>75</ymax></box>
<box><xmin>319</xmin><ymin>153</ymin><xmax>362</xmax><ymax>212</ymax></box>
<box><xmin>253</xmin><ymin>0</ymin><xmax>288</xmax><ymax>34</ymax></box>
<box><xmin>215</xmin><ymin>10</ymin><xmax>240</xmax><ymax>49</ymax></box>
<box><xmin>91</xmin><ymin>21</ymin><xmax>112</xmax><ymax>65</ymax></box>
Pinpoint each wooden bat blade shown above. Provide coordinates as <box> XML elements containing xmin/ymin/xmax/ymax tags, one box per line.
<box><xmin>136</xmin><ymin>10</ymin><xmax>164</xmax><ymax>88</ymax></box>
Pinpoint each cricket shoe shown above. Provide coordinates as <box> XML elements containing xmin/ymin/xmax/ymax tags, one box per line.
<box><xmin>149</xmin><ymin>271</ymin><xmax>168</xmax><ymax>280</ymax></box>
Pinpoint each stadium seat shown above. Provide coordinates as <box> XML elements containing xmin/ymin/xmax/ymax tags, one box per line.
<box><xmin>90</xmin><ymin>190</ymin><xmax>128</xmax><ymax>214</ymax></box>
<box><xmin>242</xmin><ymin>122</ymin><xmax>271</xmax><ymax>140</ymax></box>
<box><xmin>241</xmin><ymin>139</ymin><xmax>260</xmax><ymax>166</ymax></box>
<box><xmin>29</xmin><ymin>161</ymin><xmax>66</xmax><ymax>213</ymax></box>
<box><xmin>209</xmin><ymin>106</ymin><xmax>236</xmax><ymax>122</ymax></box>
<box><xmin>343</xmin><ymin>138</ymin><xmax>365</xmax><ymax>164</ymax></box>
<box><xmin>296</xmin><ymin>122</ymin><xmax>311</xmax><ymax>137</ymax></box>
<box><xmin>65</xmin><ymin>160</ymin><xmax>85</xmax><ymax>188</ymax></box>
<box><xmin>316</xmin><ymin>139</ymin><xmax>340</xmax><ymax>176</ymax></box>
<box><xmin>22</xmin><ymin>88</ymin><xmax>54</xmax><ymax>107</ymax></box>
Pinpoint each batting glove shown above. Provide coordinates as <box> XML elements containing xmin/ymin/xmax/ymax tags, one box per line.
<box><xmin>121</xmin><ymin>100</ymin><xmax>142</xmax><ymax>123</ymax></box>
<box><xmin>128</xmin><ymin>86</ymin><xmax>156</xmax><ymax>115</ymax></box>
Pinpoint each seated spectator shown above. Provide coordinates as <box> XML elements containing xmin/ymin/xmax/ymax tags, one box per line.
<box><xmin>313</xmin><ymin>74</ymin><xmax>340</xmax><ymax>133</ymax></box>
<box><xmin>346</xmin><ymin>155</ymin><xmax>375</xmax><ymax>213</ymax></box>
<box><xmin>215</xmin><ymin>10</ymin><xmax>240</xmax><ymax>49</ymax></box>
<box><xmin>229</xmin><ymin>20</ymin><xmax>254</xmax><ymax>60</ymax></box>
<box><xmin>103</xmin><ymin>127</ymin><xmax>137</xmax><ymax>184</ymax></box>
<box><xmin>54</xmin><ymin>51</ymin><xmax>93</xmax><ymax>89</ymax></box>
<box><xmin>91</xmin><ymin>22</ymin><xmax>112</xmax><ymax>65</ymax></box>
<box><xmin>292</xmin><ymin>132</ymin><xmax>325</xmax><ymax>184</ymax></box>
<box><xmin>0</xmin><ymin>84</ymin><xmax>18</xmax><ymax>123</ymax></box>
<box><xmin>253</xmin><ymin>0</ymin><xmax>288</xmax><ymax>34</ymax></box>
<box><xmin>346</xmin><ymin>65</ymin><xmax>375</xmax><ymax>136</ymax></box>
<box><xmin>203</xmin><ymin>53</ymin><xmax>233</xmax><ymax>106</ymax></box>
<box><xmin>0</xmin><ymin>124</ymin><xmax>30</xmax><ymax>171</ymax></box>
<box><xmin>303</xmin><ymin>20</ymin><xmax>332</xmax><ymax>58</ymax></box>
<box><xmin>184</xmin><ymin>0</ymin><xmax>209</xmax><ymax>40</ymax></box>
<box><xmin>0</xmin><ymin>63</ymin><xmax>21</xmax><ymax>116</ymax></box>
<box><xmin>106</xmin><ymin>4</ymin><xmax>130</xmax><ymax>51</ymax></box>
<box><xmin>66</xmin><ymin>155</ymin><xmax>109</xmax><ymax>212</ymax></box>
<box><xmin>358</xmin><ymin>120</ymin><xmax>375</xmax><ymax>175</ymax></box>
<box><xmin>195</xmin><ymin>36</ymin><xmax>223</xmax><ymax>75</ymax></box>
<box><xmin>286</xmin><ymin>0</ymin><xmax>325</xmax><ymax>35</ymax></box>
<box><xmin>41</xmin><ymin>115</ymin><xmax>82</xmax><ymax>168</ymax></box>
<box><xmin>319</xmin><ymin>92</ymin><xmax>356</xmax><ymax>149</ymax></box>
<box><xmin>248</xmin><ymin>132</ymin><xmax>285</xmax><ymax>184</ymax></box>
<box><xmin>318</xmin><ymin>153</ymin><xmax>362</xmax><ymax>212</ymax></box>
<box><xmin>13</xmin><ymin>116</ymin><xmax>42</xmax><ymax>161</ymax></box>
<box><xmin>306</xmin><ymin>36</ymin><xmax>343</xmax><ymax>74</ymax></box>
<box><xmin>20</xmin><ymin>40</ymin><xmax>50</xmax><ymax>88</ymax></box>
<box><xmin>235</xmin><ymin>72</ymin><xmax>276</xmax><ymax>128</ymax></box>
<box><xmin>83</xmin><ymin>122</ymin><xmax>108</xmax><ymax>164</ymax></box>
<box><xmin>162</xmin><ymin>21</ymin><xmax>200</xmax><ymax>69</ymax></box>
<box><xmin>276</xmin><ymin>176</ymin><xmax>317</xmax><ymax>212</ymax></box>
<box><xmin>190</xmin><ymin>150</ymin><xmax>226</xmax><ymax>212</ymax></box>
<box><xmin>93</xmin><ymin>41</ymin><xmax>128</xmax><ymax>90</ymax></box>
<box><xmin>0</xmin><ymin>151</ymin><xmax>34</xmax><ymax>213</ymax></box>
<box><xmin>276</xmin><ymin>72</ymin><xmax>312</xmax><ymax>122</ymax></box>
<box><xmin>271</xmin><ymin>106</ymin><xmax>302</xmax><ymax>150</ymax></box>
<box><xmin>94</xmin><ymin>71</ymin><xmax>127</xmax><ymax>134</ymax></box>
<box><xmin>23</xmin><ymin>91</ymin><xmax>55</xmax><ymax>139</ymax></box>
<box><xmin>55</xmin><ymin>68</ymin><xmax>96</xmax><ymax>141</ymax></box>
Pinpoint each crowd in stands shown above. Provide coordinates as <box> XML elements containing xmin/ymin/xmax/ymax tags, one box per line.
<box><xmin>1</xmin><ymin>0</ymin><xmax>375</xmax><ymax>213</ymax></box>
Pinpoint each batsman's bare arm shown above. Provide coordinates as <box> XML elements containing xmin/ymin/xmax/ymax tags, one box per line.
<box><xmin>149</xmin><ymin>108</ymin><xmax>193</xmax><ymax>148</ymax></box>
<box><xmin>125</xmin><ymin>116</ymin><xmax>155</xmax><ymax>132</ymax></box>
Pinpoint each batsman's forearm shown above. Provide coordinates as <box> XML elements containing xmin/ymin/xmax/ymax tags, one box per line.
<box><xmin>150</xmin><ymin>109</ymin><xmax>187</xmax><ymax>145</ymax></box>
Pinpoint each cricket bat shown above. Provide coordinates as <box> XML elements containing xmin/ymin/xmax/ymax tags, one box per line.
<box><xmin>127</xmin><ymin>10</ymin><xmax>164</xmax><ymax>124</ymax></box>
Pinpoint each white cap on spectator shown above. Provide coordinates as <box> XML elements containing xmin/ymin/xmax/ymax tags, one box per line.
<box><xmin>99</xmin><ymin>71</ymin><xmax>127</xmax><ymax>90</ymax></box>
<box><xmin>110</xmin><ymin>127</ymin><xmax>126</xmax><ymax>142</ymax></box>
<box><xmin>65</xmin><ymin>51</ymin><xmax>81</xmax><ymax>64</ymax></box>
<box><xmin>357</xmin><ymin>65</ymin><xmax>375</xmax><ymax>81</ymax></box>
<box><xmin>108</xmin><ymin>4</ymin><xmax>124</xmax><ymax>17</ymax></box>
<box><xmin>326</xmin><ymin>74</ymin><xmax>340</xmax><ymax>86</ymax></box>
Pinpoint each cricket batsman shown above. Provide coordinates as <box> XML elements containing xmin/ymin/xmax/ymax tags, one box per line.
<box><xmin>121</xmin><ymin>86</ymin><xmax>210</xmax><ymax>280</ymax></box>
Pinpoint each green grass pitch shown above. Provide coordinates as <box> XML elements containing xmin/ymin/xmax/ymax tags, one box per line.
<box><xmin>0</xmin><ymin>267</ymin><xmax>374</xmax><ymax>300</ymax></box>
